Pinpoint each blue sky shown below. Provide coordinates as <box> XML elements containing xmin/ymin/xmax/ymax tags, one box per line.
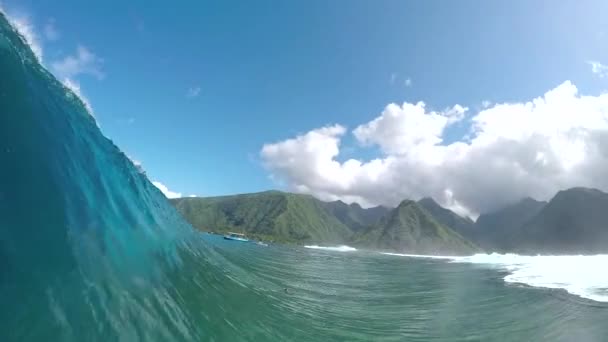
<box><xmin>3</xmin><ymin>0</ymin><xmax>608</xmax><ymax>213</ymax></box>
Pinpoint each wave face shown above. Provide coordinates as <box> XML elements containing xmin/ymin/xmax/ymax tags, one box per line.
<box><xmin>0</xmin><ymin>13</ymin><xmax>219</xmax><ymax>341</ymax></box>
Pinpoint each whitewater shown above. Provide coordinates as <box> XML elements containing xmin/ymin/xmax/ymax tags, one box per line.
<box><xmin>305</xmin><ymin>244</ymin><xmax>608</xmax><ymax>304</ymax></box>
<box><xmin>305</xmin><ymin>245</ymin><xmax>608</xmax><ymax>304</ymax></box>
<box><xmin>304</xmin><ymin>245</ymin><xmax>358</xmax><ymax>252</ymax></box>
<box><xmin>380</xmin><ymin>252</ymin><xmax>608</xmax><ymax>303</ymax></box>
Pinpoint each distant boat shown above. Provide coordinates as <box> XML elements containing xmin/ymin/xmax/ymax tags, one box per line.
<box><xmin>223</xmin><ymin>232</ymin><xmax>249</xmax><ymax>242</ymax></box>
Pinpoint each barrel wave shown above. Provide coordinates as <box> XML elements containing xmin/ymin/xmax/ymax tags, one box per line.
<box><xmin>0</xmin><ymin>12</ymin><xmax>224</xmax><ymax>341</ymax></box>
<box><xmin>4</xmin><ymin>12</ymin><xmax>608</xmax><ymax>342</ymax></box>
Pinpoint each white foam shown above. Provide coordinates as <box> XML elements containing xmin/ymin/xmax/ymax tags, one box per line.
<box><xmin>383</xmin><ymin>252</ymin><xmax>608</xmax><ymax>302</ymax></box>
<box><xmin>306</xmin><ymin>247</ymin><xmax>608</xmax><ymax>302</ymax></box>
<box><xmin>380</xmin><ymin>252</ymin><xmax>455</xmax><ymax>260</ymax></box>
<box><xmin>304</xmin><ymin>245</ymin><xmax>357</xmax><ymax>252</ymax></box>
<box><xmin>450</xmin><ymin>253</ymin><xmax>608</xmax><ymax>302</ymax></box>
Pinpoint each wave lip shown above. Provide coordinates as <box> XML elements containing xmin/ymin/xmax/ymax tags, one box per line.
<box><xmin>304</xmin><ymin>245</ymin><xmax>357</xmax><ymax>252</ymax></box>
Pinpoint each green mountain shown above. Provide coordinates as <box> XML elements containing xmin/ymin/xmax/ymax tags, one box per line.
<box><xmin>474</xmin><ymin>197</ymin><xmax>547</xmax><ymax>251</ymax></box>
<box><xmin>171</xmin><ymin>187</ymin><xmax>608</xmax><ymax>254</ymax></box>
<box><xmin>417</xmin><ymin>197</ymin><xmax>475</xmax><ymax>239</ymax></box>
<box><xmin>354</xmin><ymin>200</ymin><xmax>480</xmax><ymax>255</ymax></box>
<box><xmin>512</xmin><ymin>187</ymin><xmax>608</xmax><ymax>254</ymax></box>
<box><xmin>171</xmin><ymin>191</ymin><xmax>352</xmax><ymax>243</ymax></box>
<box><xmin>321</xmin><ymin>200</ymin><xmax>390</xmax><ymax>232</ymax></box>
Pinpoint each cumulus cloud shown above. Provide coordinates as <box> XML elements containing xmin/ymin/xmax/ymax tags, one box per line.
<box><xmin>152</xmin><ymin>181</ymin><xmax>182</xmax><ymax>199</ymax></box>
<box><xmin>354</xmin><ymin>102</ymin><xmax>467</xmax><ymax>155</ymax></box>
<box><xmin>51</xmin><ymin>45</ymin><xmax>104</xmax><ymax>80</ymax></box>
<box><xmin>187</xmin><ymin>86</ymin><xmax>201</xmax><ymax>98</ymax></box>
<box><xmin>588</xmin><ymin>61</ymin><xmax>608</xmax><ymax>78</ymax></box>
<box><xmin>261</xmin><ymin>81</ymin><xmax>608</xmax><ymax>217</ymax></box>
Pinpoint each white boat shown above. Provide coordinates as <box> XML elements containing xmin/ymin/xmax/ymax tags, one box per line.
<box><xmin>223</xmin><ymin>232</ymin><xmax>249</xmax><ymax>242</ymax></box>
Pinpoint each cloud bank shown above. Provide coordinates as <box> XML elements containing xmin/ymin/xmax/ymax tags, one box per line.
<box><xmin>261</xmin><ymin>81</ymin><xmax>608</xmax><ymax>217</ymax></box>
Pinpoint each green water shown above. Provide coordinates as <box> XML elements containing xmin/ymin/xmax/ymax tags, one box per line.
<box><xmin>196</xmin><ymin>234</ymin><xmax>608</xmax><ymax>341</ymax></box>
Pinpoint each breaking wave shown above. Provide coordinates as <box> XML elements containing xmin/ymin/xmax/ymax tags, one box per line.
<box><xmin>304</xmin><ymin>245</ymin><xmax>357</xmax><ymax>252</ymax></box>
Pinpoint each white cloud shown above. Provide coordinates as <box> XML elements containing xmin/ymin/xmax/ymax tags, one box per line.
<box><xmin>5</xmin><ymin>12</ymin><xmax>43</xmax><ymax>61</ymax></box>
<box><xmin>481</xmin><ymin>100</ymin><xmax>492</xmax><ymax>108</ymax></box>
<box><xmin>44</xmin><ymin>18</ymin><xmax>59</xmax><ymax>41</ymax></box>
<box><xmin>390</xmin><ymin>73</ymin><xmax>412</xmax><ymax>87</ymax></box>
<box><xmin>187</xmin><ymin>86</ymin><xmax>201</xmax><ymax>98</ymax></box>
<box><xmin>353</xmin><ymin>102</ymin><xmax>467</xmax><ymax>155</ymax></box>
<box><xmin>152</xmin><ymin>181</ymin><xmax>182</xmax><ymax>199</ymax></box>
<box><xmin>261</xmin><ymin>81</ymin><xmax>608</xmax><ymax>217</ymax></box>
<box><xmin>51</xmin><ymin>45</ymin><xmax>104</xmax><ymax>80</ymax></box>
<box><xmin>588</xmin><ymin>61</ymin><xmax>608</xmax><ymax>78</ymax></box>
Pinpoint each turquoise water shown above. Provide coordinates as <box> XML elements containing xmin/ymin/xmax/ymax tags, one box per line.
<box><xmin>2</xmin><ymin>11</ymin><xmax>608</xmax><ymax>341</ymax></box>
<box><xmin>204</xmin><ymin>236</ymin><xmax>608</xmax><ymax>341</ymax></box>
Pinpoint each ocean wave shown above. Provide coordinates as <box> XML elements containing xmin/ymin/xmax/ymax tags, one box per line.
<box><xmin>304</xmin><ymin>245</ymin><xmax>357</xmax><ymax>252</ymax></box>
<box><xmin>453</xmin><ymin>253</ymin><xmax>608</xmax><ymax>303</ymax></box>
<box><xmin>380</xmin><ymin>252</ymin><xmax>455</xmax><ymax>260</ymax></box>
<box><xmin>381</xmin><ymin>251</ymin><xmax>608</xmax><ymax>303</ymax></box>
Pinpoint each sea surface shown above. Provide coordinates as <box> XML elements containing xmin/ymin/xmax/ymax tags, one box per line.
<box><xmin>2</xmin><ymin>10</ymin><xmax>608</xmax><ymax>342</ymax></box>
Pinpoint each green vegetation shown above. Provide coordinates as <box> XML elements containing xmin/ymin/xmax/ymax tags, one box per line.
<box><xmin>320</xmin><ymin>200</ymin><xmax>389</xmax><ymax>232</ymax></box>
<box><xmin>354</xmin><ymin>200</ymin><xmax>480</xmax><ymax>255</ymax></box>
<box><xmin>418</xmin><ymin>197</ymin><xmax>475</xmax><ymax>240</ymax></box>
<box><xmin>171</xmin><ymin>191</ymin><xmax>351</xmax><ymax>244</ymax></box>
<box><xmin>172</xmin><ymin>191</ymin><xmax>479</xmax><ymax>254</ymax></box>
<box><xmin>172</xmin><ymin>186</ymin><xmax>608</xmax><ymax>255</ymax></box>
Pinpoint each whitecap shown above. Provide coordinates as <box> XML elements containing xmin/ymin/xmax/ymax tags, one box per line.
<box><xmin>381</xmin><ymin>251</ymin><xmax>608</xmax><ymax>302</ymax></box>
<box><xmin>304</xmin><ymin>245</ymin><xmax>357</xmax><ymax>252</ymax></box>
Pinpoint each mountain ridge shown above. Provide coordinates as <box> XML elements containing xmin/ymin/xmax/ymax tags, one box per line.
<box><xmin>172</xmin><ymin>187</ymin><xmax>608</xmax><ymax>255</ymax></box>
